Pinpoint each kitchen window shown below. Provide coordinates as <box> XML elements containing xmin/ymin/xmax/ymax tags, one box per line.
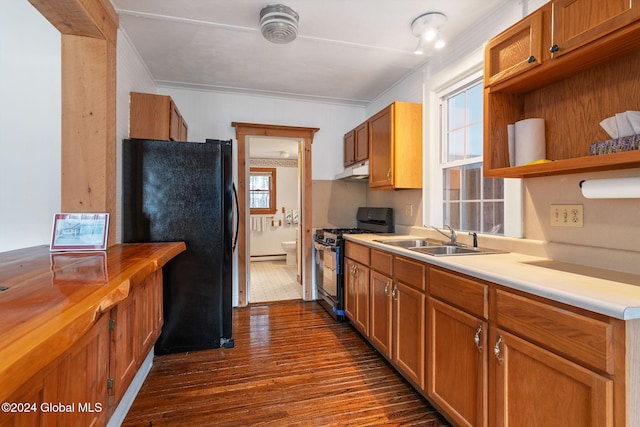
<box><xmin>249</xmin><ymin>168</ymin><xmax>277</xmax><ymax>215</ymax></box>
<box><xmin>430</xmin><ymin>68</ymin><xmax>522</xmax><ymax>237</ymax></box>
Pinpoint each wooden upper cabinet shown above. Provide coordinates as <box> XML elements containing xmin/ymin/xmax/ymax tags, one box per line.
<box><xmin>551</xmin><ymin>0</ymin><xmax>640</xmax><ymax>58</ymax></box>
<box><xmin>484</xmin><ymin>8</ymin><xmax>544</xmax><ymax>86</ymax></box>
<box><xmin>354</xmin><ymin>121</ymin><xmax>369</xmax><ymax>163</ymax></box>
<box><xmin>484</xmin><ymin>0</ymin><xmax>640</xmax><ymax>179</ymax></box>
<box><xmin>343</xmin><ymin>130</ymin><xmax>356</xmax><ymax>167</ymax></box>
<box><xmin>130</xmin><ymin>92</ymin><xmax>189</xmax><ymax>141</ymax></box>
<box><xmin>369</xmin><ymin>102</ymin><xmax>422</xmax><ymax>190</ymax></box>
<box><xmin>343</xmin><ymin>121</ymin><xmax>369</xmax><ymax>168</ymax></box>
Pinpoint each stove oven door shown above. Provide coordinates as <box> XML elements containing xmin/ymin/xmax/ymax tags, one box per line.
<box><xmin>314</xmin><ymin>241</ymin><xmax>342</xmax><ymax>319</ymax></box>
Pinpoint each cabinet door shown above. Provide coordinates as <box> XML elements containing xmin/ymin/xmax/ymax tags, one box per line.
<box><xmin>393</xmin><ymin>281</ymin><xmax>425</xmax><ymax>390</ymax></box>
<box><xmin>428</xmin><ymin>297</ymin><xmax>487</xmax><ymax>427</ymax></box>
<box><xmin>368</xmin><ymin>105</ymin><xmax>393</xmax><ymax>188</ymax></box>
<box><xmin>180</xmin><ymin>119</ymin><xmax>188</xmax><ymax>142</ymax></box>
<box><xmin>345</xmin><ymin>258</ymin><xmax>369</xmax><ymax>336</ymax></box>
<box><xmin>369</xmin><ymin>270</ymin><xmax>392</xmax><ymax>358</ymax></box>
<box><xmin>491</xmin><ymin>328</ymin><xmax>613</xmax><ymax>427</ymax></box>
<box><xmin>43</xmin><ymin>314</ymin><xmax>110</xmax><ymax>427</ymax></box>
<box><xmin>169</xmin><ymin>100</ymin><xmax>181</xmax><ymax>141</ymax></box>
<box><xmin>354</xmin><ymin>121</ymin><xmax>369</xmax><ymax>163</ymax></box>
<box><xmin>485</xmin><ymin>9</ymin><xmax>543</xmax><ymax>86</ymax></box>
<box><xmin>344</xmin><ymin>130</ymin><xmax>356</xmax><ymax>167</ymax></box>
<box><xmin>551</xmin><ymin>0</ymin><xmax>640</xmax><ymax>58</ymax></box>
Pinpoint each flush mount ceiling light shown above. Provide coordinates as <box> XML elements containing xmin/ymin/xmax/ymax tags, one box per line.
<box><xmin>411</xmin><ymin>12</ymin><xmax>447</xmax><ymax>54</ymax></box>
<box><xmin>260</xmin><ymin>4</ymin><xmax>299</xmax><ymax>44</ymax></box>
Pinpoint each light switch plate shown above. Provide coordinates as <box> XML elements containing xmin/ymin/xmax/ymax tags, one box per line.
<box><xmin>550</xmin><ymin>204</ymin><xmax>584</xmax><ymax>227</ymax></box>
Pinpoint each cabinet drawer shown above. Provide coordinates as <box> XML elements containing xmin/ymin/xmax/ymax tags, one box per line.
<box><xmin>345</xmin><ymin>241</ymin><xmax>369</xmax><ymax>265</ymax></box>
<box><xmin>371</xmin><ymin>249</ymin><xmax>392</xmax><ymax>276</ymax></box>
<box><xmin>495</xmin><ymin>288</ymin><xmax>614</xmax><ymax>374</ymax></box>
<box><xmin>394</xmin><ymin>256</ymin><xmax>425</xmax><ymax>292</ymax></box>
<box><xmin>429</xmin><ymin>268</ymin><xmax>487</xmax><ymax>319</ymax></box>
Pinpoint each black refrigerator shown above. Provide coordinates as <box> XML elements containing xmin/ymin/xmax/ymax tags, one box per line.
<box><xmin>122</xmin><ymin>138</ymin><xmax>236</xmax><ymax>355</ymax></box>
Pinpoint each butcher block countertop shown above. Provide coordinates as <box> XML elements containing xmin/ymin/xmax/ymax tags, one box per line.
<box><xmin>345</xmin><ymin>234</ymin><xmax>640</xmax><ymax>321</ymax></box>
<box><xmin>0</xmin><ymin>242</ymin><xmax>186</xmax><ymax>403</ymax></box>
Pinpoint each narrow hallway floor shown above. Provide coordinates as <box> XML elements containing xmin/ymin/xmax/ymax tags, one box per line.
<box><xmin>250</xmin><ymin>260</ymin><xmax>301</xmax><ymax>302</ymax></box>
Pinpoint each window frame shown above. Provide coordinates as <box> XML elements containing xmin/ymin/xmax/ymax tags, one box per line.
<box><xmin>249</xmin><ymin>167</ymin><xmax>277</xmax><ymax>215</ymax></box>
<box><xmin>426</xmin><ymin>65</ymin><xmax>523</xmax><ymax>238</ymax></box>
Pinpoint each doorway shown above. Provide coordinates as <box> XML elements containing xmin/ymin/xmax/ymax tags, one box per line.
<box><xmin>248</xmin><ymin>136</ymin><xmax>302</xmax><ymax>303</ymax></box>
<box><xmin>232</xmin><ymin>122</ymin><xmax>319</xmax><ymax>307</ymax></box>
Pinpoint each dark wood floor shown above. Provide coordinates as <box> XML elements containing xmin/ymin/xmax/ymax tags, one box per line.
<box><xmin>122</xmin><ymin>301</ymin><xmax>450</xmax><ymax>426</ymax></box>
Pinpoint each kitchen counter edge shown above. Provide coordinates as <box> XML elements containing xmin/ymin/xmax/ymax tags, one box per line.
<box><xmin>344</xmin><ymin>234</ymin><xmax>640</xmax><ymax>320</ymax></box>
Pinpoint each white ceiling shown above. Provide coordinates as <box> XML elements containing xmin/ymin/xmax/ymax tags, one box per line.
<box><xmin>111</xmin><ymin>0</ymin><xmax>509</xmax><ymax>106</ymax></box>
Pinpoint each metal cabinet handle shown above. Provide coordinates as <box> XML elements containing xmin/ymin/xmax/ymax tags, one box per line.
<box><xmin>384</xmin><ymin>281</ymin><xmax>390</xmax><ymax>296</ymax></box>
<box><xmin>550</xmin><ymin>44</ymin><xmax>559</xmax><ymax>53</ymax></box>
<box><xmin>386</xmin><ymin>169</ymin><xmax>391</xmax><ymax>181</ymax></box>
<box><xmin>527</xmin><ymin>55</ymin><xmax>536</xmax><ymax>63</ymax></box>
<box><xmin>494</xmin><ymin>335</ymin><xmax>503</xmax><ymax>364</ymax></box>
<box><xmin>391</xmin><ymin>283</ymin><xmax>397</xmax><ymax>300</ymax></box>
<box><xmin>474</xmin><ymin>325</ymin><xmax>482</xmax><ymax>351</ymax></box>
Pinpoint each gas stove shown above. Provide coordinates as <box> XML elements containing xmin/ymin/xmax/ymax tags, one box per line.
<box><xmin>315</xmin><ymin>228</ymin><xmax>372</xmax><ymax>245</ymax></box>
<box><xmin>313</xmin><ymin>207</ymin><xmax>394</xmax><ymax>321</ymax></box>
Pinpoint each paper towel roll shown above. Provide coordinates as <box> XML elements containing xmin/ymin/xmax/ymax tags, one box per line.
<box><xmin>507</xmin><ymin>124</ymin><xmax>516</xmax><ymax>167</ymax></box>
<box><xmin>515</xmin><ymin>118</ymin><xmax>546</xmax><ymax>166</ymax></box>
<box><xmin>580</xmin><ymin>177</ymin><xmax>640</xmax><ymax>199</ymax></box>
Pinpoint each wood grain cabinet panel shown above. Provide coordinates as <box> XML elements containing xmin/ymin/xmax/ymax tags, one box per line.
<box><xmin>491</xmin><ymin>328</ymin><xmax>613</xmax><ymax>427</ymax></box>
<box><xmin>484</xmin><ymin>0</ymin><xmax>640</xmax><ymax>179</ymax></box>
<box><xmin>344</xmin><ymin>257</ymin><xmax>369</xmax><ymax>336</ymax></box>
<box><xmin>129</xmin><ymin>92</ymin><xmax>189</xmax><ymax>142</ymax></box>
<box><xmin>551</xmin><ymin>0</ymin><xmax>640</xmax><ymax>58</ymax></box>
<box><xmin>484</xmin><ymin>8</ymin><xmax>544</xmax><ymax>86</ymax></box>
<box><xmin>369</xmin><ymin>270</ymin><xmax>393</xmax><ymax>357</ymax></box>
<box><xmin>368</xmin><ymin>102</ymin><xmax>422</xmax><ymax>190</ymax></box>
<box><xmin>343</xmin><ymin>130</ymin><xmax>356</xmax><ymax>167</ymax></box>
<box><xmin>428</xmin><ymin>297</ymin><xmax>487</xmax><ymax>427</ymax></box>
<box><xmin>393</xmin><ymin>281</ymin><xmax>426</xmax><ymax>390</ymax></box>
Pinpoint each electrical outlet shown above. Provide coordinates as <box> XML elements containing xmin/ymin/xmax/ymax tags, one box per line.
<box><xmin>550</xmin><ymin>204</ymin><xmax>584</xmax><ymax>227</ymax></box>
<box><xmin>404</xmin><ymin>204</ymin><xmax>413</xmax><ymax>217</ymax></box>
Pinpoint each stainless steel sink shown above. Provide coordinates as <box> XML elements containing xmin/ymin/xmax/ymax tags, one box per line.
<box><xmin>410</xmin><ymin>246</ymin><xmax>505</xmax><ymax>256</ymax></box>
<box><xmin>373</xmin><ymin>238</ymin><xmax>443</xmax><ymax>248</ymax></box>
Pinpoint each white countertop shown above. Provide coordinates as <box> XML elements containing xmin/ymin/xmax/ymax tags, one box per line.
<box><xmin>344</xmin><ymin>234</ymin><xmax>640</xmax><ymax>320</ymax></box>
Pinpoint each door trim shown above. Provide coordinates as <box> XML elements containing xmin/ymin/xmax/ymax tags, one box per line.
<box><xmin>232</xmin><ymin>122</ymin><xmax>319</xmax><ymax>306</ymax></box>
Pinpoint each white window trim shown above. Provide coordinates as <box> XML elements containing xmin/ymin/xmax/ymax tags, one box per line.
<box><xmin>424</xmin><ymin>60</ymin><xmax>523</xmax><ymax>238</ymax></box>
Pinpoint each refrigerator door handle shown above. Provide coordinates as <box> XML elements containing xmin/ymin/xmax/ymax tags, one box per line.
<box><xmin>232</xmin><ymin>182</ymin><xmax>239</xmax><ymax>253</ymax></box>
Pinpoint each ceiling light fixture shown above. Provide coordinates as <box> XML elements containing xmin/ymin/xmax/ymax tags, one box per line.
<box><xmin>260</xmin><ymin>4</ymin><xmax>299</xmax><ymax>44</ymax></box>
<box><xmin>411</xmin><ymin>12</ymin><xmax>447</xmax><ymax>54</ymax></box>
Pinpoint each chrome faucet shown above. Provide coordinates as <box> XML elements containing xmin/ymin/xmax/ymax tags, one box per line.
<box><xmin>430</xmin><ymin>225</ymin><xmax>458</xmax><ymax>246</ymax></box>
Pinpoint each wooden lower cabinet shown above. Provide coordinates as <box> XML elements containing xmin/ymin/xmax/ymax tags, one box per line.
<box><xmin>490</xmin><ymin>327</ymin><xmax>613</xmax><ymax>427</ymax></box>
<box><xmin>110</xmin><ymin>269</ymin><xmax>163</xmax><ymax>410</ymax></box>
<box><xmin>369</xmin><ymin>270</ymin><xmax>392</xmax><ymax>356</ymax></box>
<box><xmin>428</xmin><ymin>297</ymin><xmax>487</xmax><ymax>427</ymax></box>
<box><xmin>1</xmin><ymin>314</ymin><xmax>110</xmax><ymax>427</ymax></box>
<box><xmin>344</xmin><ymin>257</ymin><xmax>370</xmax><ymax>336</ymax></box>
<box><xmin>393</xmin><ymin>281</ymin><xmax>425</xmax><ymax>389</ymax></box>
<box><xmin>3</xmin><ymin>270</ymin><xmax>163</xmax><ymax>427</ymax></box>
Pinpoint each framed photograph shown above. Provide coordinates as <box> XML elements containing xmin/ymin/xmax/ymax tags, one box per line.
<box><xmin>50</xmin><ymin>213</ymin><xmax>110</xmax><ymax>251</ymax></box>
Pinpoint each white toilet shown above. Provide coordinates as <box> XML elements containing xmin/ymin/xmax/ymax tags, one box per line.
<box><xmin>281</xmin><ymin>241</ymin><xmax>297</xmax><ymax>266</ymax></box>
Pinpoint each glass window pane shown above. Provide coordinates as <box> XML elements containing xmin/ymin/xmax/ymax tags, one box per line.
<box><xmin>467</xmin><ymin>84</ymin><xmax>483</xmax><ymax>124</ymax></box>
<box><xmin>443</xmin><ymin>202</ymin><xmax>460</xmax><ymax>230</ymax></box>
<box><xmin>447</xmin><ymin>129</ymin><xmax>465</xmax><ymax>162</ymax></box>
<box><xmin>462</xmin><ymin>164</ymin><xmax>482</xmax><ymax>200</ymax></box>
<box><xmin>483</xmin><ymin>176</ymin><xmax>504</xmax><ymax>200</ymax></box>
<box><xmin>483</xmin><ymin>202</ymin><xmax>504</xmax><ymax>234</ymax></box>
<box><xmin>443</xmin><ymin>167</ymin><xmax>461</xmax><ymax>202</ymax></box>
<box><xmin>448</xmin><ymin>92</ymin><xmax>465</xmax><ymax>130</ymax></box>
<box><xmin>467</xmin><ymin>123</ymin><xmax>483</xmax><ymax>158</ymax></box>
<box><xmin>461</xmin><ymin>202</ymin><xmax>480</xmax><ymax>232</ymax></box>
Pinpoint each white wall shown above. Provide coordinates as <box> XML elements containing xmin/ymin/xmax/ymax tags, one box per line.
<box><xmin>114</xmin><ymin>29</ymin><xmax>157</xmax><ymax>243</ymax></box>
<box><xmin>0</xmin><ymin>1</ymin><xmax>61</xmax><ymax>252</ymax></box>
<box><xmin>158</xmin><ymin>87</ymin><xmax>365</xmax><ymax>180</ymax></box>
<box><xmin>249</xmin><ymin>164</ymin><xmax>299</xmax><ymax>257</ymax></box>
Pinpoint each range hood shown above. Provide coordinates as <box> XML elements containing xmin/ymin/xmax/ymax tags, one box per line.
<box><xmin>335</xmin><ymin>161</ymin><xmax>369</xmax><ymax>181</ymax></box>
